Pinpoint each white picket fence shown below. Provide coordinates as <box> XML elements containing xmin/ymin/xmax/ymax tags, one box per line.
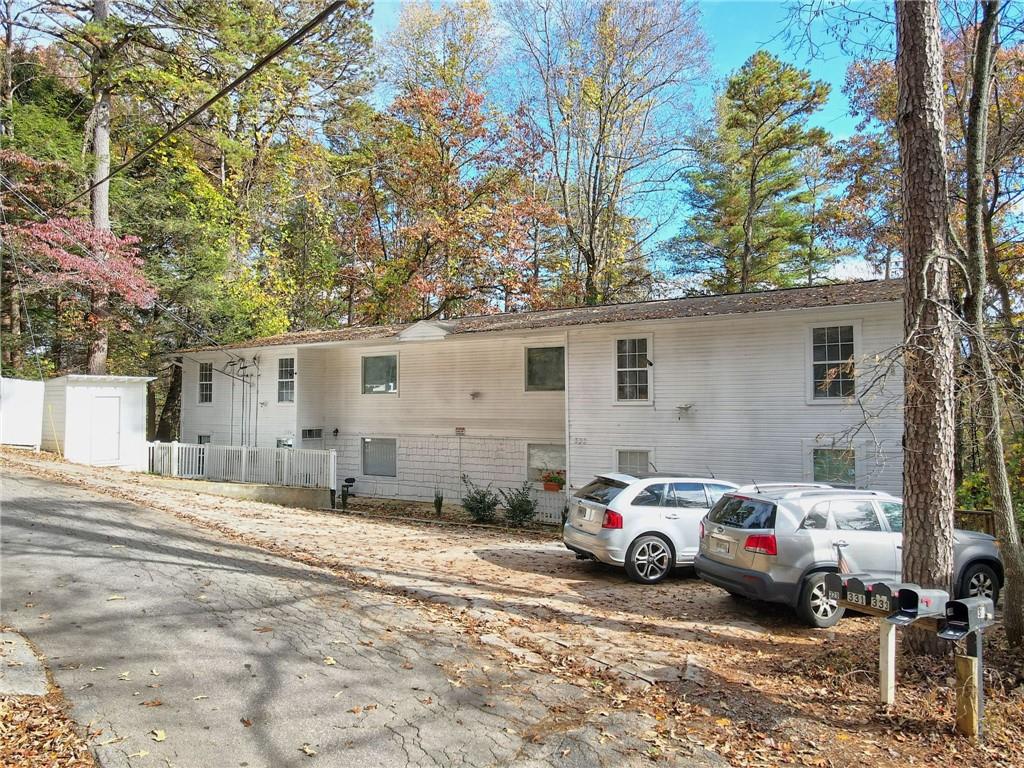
<box><xmin>148</xmin><ymin>442</ymin><xmax>337</xmax><ymax>490</ymax></box>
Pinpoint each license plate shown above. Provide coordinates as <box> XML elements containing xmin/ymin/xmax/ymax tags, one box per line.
<box><xmin>577</xmin><ymin>505</ymin><xmax>594</xmax><ymax>522</ymax></box>
<box><xmin>710</xmin><ymin>536</ymin><xmax>732</xmax><ymax>557</ymax></box>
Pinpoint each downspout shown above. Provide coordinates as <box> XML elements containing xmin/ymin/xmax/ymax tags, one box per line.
<box><xmin>562</xmin><ymin>329</ymin><xmax>571</xmax><ymax>514</ymax></box>
<box><xmin>253</xmin><ymin>354</ymin><xmax>260</xmax><ymax>447</ymax></box>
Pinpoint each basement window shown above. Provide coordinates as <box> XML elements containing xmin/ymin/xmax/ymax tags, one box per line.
<box><xmin>362</xmin><ymin>437</ymin><xmax>397</xmax><ymax>477</ymax></box>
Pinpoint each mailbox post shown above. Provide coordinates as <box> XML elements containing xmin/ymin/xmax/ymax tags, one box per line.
<box><xmin>938</xmin><ymin>597</ymin><xmax>995</xmax><ymax>740</ymax></box>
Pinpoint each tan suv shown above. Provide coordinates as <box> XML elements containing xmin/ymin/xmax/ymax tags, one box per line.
<box><xmin>694</xmin><ymin>485</ymin><xmax>1003</xmax><ymax>627</ymax></box>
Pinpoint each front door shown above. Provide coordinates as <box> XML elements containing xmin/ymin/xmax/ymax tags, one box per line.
<box><xmin>90</xmin><ymin>395</ymin><xmax>121</xmax><ymax>465</ymax></box>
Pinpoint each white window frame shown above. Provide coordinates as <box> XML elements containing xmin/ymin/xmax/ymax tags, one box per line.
<box><xmin>804</xmin><ymin>320</ymin><xmax>861</xmax><ymax>405</ymax></box>
<box><xmin>276</xmin><ymin>437</ymin><xmax>294</xmax><ymax>449</ymax></box>
<box><xmin>361</xmin><ymin>436</ymin><xmax>398</xmax><ymax>477</ymax></box>
<box><xmin>277</xmin><ymin>357</ymin><xmax>296</xmax><ymax>404</ymax></box>
<box><xmin>197</xmin><ymin>361</ymin><xmax>213</xmax><ymax>405</ymax></box>
<box><xmin>301</xmin><ymin>428</ymin><xmax>323</xmax><ymax>440</ymax></box>
<box><xmin>614</xmin><ymin>447</ymin><xmax>655</xmax><ymax>476</ymax></box>
<box><xmin>612</xmin><ymin>334</ymin><xmax>654</xmax><ymax>406</ymax></box>
<box><xmin>197</xmin><ymin>434</ymin><xmax>211</xmax><ymax>444</ymax></box>
<box><xmin>524</xmin><ymin>344</ymin><xmax>566</xmax><ymax>393</ymax></box>
<box><xmin>361</xmin><ymin>353</ymin><xmax>400</xmax><ymax>396</ymax></box>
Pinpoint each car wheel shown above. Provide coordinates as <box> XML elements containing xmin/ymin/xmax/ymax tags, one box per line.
<box><xmin>958</xmin><ymin>563</ymin><xmax>1000</xmax><ymax>605</ymax></box>
<box><xmin>625</xmin><ymin>534</ymin><xmax>675</xmax><ymax>584</ymax></box>
<box><xmin>796</xmin><ymin>573</ymin><xmax>845</xmax><ymax>628</ymax></box>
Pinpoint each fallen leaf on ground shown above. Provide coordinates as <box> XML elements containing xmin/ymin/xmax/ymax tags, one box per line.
<box><xmin>254</xmin><ymin>626</ymin><xmax>273</xmax><ymax>633</ymax></box>
<box><xmin>150</xmin><ymin>729</ymin><xmax>166</xmax><ymax>742</ymax></box>
<box><xmin>323</xmin><ymin>657</ymin><xmax>336</xmax><ymax>666</ymax></box>
<box><xmin>241</xmin><ymin>718</ymin><xmax>253</xmax><ymax>727</ymax></box>
<box><xmin>140</xmin><ymin>700</ymin><xmax>162</xmax><ymax>707</ymax></box>
<box><xmin>300</xmin><ymin>744</ymin><xmax>317</xmax><ymax>756</ymax></box>
<box><xmin>193</xmin><ymin>695</ymin><xmax>208</xmax><ymax>700</ymax></box>
<box><xmin>107</xmin><ymin>595</ymin><xmax>126</xmax><ymax>601</ymax></box>
<box><xmin>150</xmin><ymin>669</ymin><xmax>160</xmax><ymax>676</ymax></box>
<box><xmin>128</xmin><ymin>751</ymin><xmax>149</xmax><ymax>758</ymax></box>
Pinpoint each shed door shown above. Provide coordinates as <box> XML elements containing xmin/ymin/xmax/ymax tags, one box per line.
<box><xmin>90</xmin><ymin>395</ymin><xmax>121</xmax><ymax>465</ymax></box>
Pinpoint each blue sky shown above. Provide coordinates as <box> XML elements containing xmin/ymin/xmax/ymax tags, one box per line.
<box><xmin>369</xmin><ymin>0</ymin><xmax>862</xmax><ymax>139</ymax></box>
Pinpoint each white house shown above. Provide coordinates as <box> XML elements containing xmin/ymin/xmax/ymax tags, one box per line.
<box><xmin>41</xmin><ymin>375</ymin><xmax>154</xmax><ymax>471</ymax></box>
<box><xmin>178</xmin><ymin>280</ymin><xmax>906</xmax><ymax>509</ymax></box>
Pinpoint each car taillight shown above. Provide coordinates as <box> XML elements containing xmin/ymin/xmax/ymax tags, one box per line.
<box><xmin>602</xmin><ymin>510</ymin><xmax>623</xmax><ymax>529</ymax></box>
<box><xmin>699</xmin><ymin>521</ymin><xmax>705</xmax><ymax>539</ymax></box>
<box><xmin>743</xmin><ymin>534</ymin><xmax>777</xmax><ymax>556</ymax></box>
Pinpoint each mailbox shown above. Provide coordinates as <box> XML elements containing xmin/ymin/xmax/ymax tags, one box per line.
<box><xmin>843</xmin><ymin>577</ymin><xmax>869</xmax><ymax>608</ymax></box>
<box><xmin>887</xmin><ymin>587</ymin><xmax>949</xmax><ymax>626</ymax></box>
<box><xmin>825</xmin><ymin>573</ymin><xmax>843</xmax><ymax>604</ymax></box>
<box><xmin>937</xmin><ymin>597</ymin><xmax>996</xmax><ymax>641</ymax></box>
<box><xmin>868</xmin><ymin>582</ymin><xmax>911</xmax><ymax>615</ymax></box>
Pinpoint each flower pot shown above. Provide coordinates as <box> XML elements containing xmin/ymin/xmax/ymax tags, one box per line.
<box><xmin>543</xmin><ymin>481</ymin><xmax>562</xmax><ymax>492</ymax></box>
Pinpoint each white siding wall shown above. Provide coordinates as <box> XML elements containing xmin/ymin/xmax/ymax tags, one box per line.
<box><xmin>1</xmin><ymin>377</ymin><xmax>44</xmax><ymax>448</ymax></box>
<box><xmin>566</xmin><ymin>301</ymin><xmax>905</xmax><ymax>494</ymax></box>
<box><xmin>180</xmin><ymin>347</ymin><xmax>299</xmax><ymax>447</ymax></box>
<box><xmin>180</xmin><ymin>334</ymin><xmax>570</xmax><ymax>519</ymax></box>
<box><xmin>41</xmin><ymin>377</ymin><xmax>67</xmax><ymax>454</ymax></box>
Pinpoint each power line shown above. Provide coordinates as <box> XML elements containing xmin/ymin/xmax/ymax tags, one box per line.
<box><xmin>60</xmin><ymin>0</ymin><xmax>344</xmax><ymax>213</ymax></box>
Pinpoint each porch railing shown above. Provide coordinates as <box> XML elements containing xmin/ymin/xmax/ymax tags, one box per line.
<box><xmin>147</xmin><ymin>441</ymin><xmax>337</xmax><ymax>491</ymax></box>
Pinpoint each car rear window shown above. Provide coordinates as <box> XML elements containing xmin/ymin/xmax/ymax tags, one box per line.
<box><xmin>707</xmin><ymin>495</ymin><xmax>777</xmax><ymax>530</ymax></box>
<box><xmin>575</xmin><ymin>478</ymin><xmax>627</xmax><ymax>505</ymax></box>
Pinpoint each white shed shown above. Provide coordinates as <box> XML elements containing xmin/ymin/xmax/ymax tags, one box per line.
<box><xmin>41</xmin><ymin>375</ymin><xmax>153</xmax><ymax>471</ymax></box>
<box><xmin>0</xmin><ymin>377</ymin><xmax>45</xmax><ymax>449</ymax></box>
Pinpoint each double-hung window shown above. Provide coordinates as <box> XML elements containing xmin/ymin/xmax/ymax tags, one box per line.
<box><xmin>617</xmin><ymin>449</ymin><xmax>650</xmax><ymax>476</ymax></box>
<box><xmin>278</xmin><ymin>358</ymin><xmax>295</xmax><ymax>403</ymax></box>
<box><xmin>616</xmin><ymin>338</ymin><xmax>650</xmax><ymax>401</ymax></box>
<box><xmin>198</xmin><ymin>362</ymin><xmax>213</xmax><ymax>404</ymax></box>
<box><xmin>811</xmin><ymin>325</ymin><xmax>855</xmax><ymax>399</ymax></box>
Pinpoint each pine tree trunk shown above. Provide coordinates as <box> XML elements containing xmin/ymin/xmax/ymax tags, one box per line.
<box><xmin>85</xmin><ymin>0</ymin><xmax>111</xmax><ymax>375</ymax></box>
<box><xmin>962</xmin><ymin>0</ymin><xmax>1024</xmax><ymax>646</ymax></box>
<box><xmin>895</xmin><ymin>0</ymin><xmax>957</xmax><ymax>657</ymax></box>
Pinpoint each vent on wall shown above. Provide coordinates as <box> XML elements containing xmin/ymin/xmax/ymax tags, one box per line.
<box><xmin>301</xmin><ymin>428</ymin><xmax>323</xmax><ymax>440</ymax></box>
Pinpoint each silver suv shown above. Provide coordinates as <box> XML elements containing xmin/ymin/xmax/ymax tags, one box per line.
<box><xmin>694</xmin><ymin>485</ymin><xmax>1003</xmax><ymax>627</ymax></box>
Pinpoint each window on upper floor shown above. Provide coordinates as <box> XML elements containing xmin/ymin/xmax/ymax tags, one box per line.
<box><xmin>278</xmin><ymin>358</ymin><xmax>295</xmax><ymax>403</ymax></box>
<box><xmin>811</xmin><ymin>325</ymin><xmax>855</xmax><ymax>399</ymax></box>
<box><xmin>525</xmin><ymin>347</ymin><xmax>565</xmax><ymax>391</ymax></box>
<box><xmin>362</xmin><ymin>355</ymin><xmax>398</xmax><ymax>394</ymax></box>
<box><xmin>198</xmin><ymin>362</ymin><xmax>213</xmax><ymax>403</ymax></box>
<box><xmin>616</xmin><ymin>338</ymin><xmax>650</xmax><ymax>401</ymax></box>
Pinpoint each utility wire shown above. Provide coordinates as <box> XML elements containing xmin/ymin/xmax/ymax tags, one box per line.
<box><xmin>60</xmin><ymin>0</ymin><xmax>344</xmax><ymax>212</ymax></box>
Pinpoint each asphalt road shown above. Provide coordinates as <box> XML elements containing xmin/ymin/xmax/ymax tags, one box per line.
<box><xmin>0</xmin><ymin>469</ymin><xmax>671</xmax><ymax>768</ymax></box>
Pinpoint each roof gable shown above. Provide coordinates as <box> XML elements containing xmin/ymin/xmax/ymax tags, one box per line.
<box><xmin>396</xmin><ymin>320</ymin><xmax>455</xmax><ymax>342</ymax></box>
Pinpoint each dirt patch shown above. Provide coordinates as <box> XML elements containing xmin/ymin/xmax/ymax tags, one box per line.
<box><xmin>4</xmin><ymin>448</ymin><xmax>1023</xmax><ymax>767</ymax></box>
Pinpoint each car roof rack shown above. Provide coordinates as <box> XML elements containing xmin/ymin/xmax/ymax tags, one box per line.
<box><xmin>734</xmin><ymin>482</ymin><xmax>831</xmax><ymax>495</ymax></box>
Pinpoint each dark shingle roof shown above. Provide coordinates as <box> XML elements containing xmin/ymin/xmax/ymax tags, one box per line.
<box><xmin>183</xmin><ymin>279</ymin><xmax>903</xmax><ymax>352</ymax></box>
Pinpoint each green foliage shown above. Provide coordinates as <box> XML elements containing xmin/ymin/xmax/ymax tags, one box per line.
<box><xmin>956</xmin><ymin>436</ymin><xmax>1024</xmax><ymax>524</ymax></box>
<box><xmin>665</xmin><ymin>50</ymin><xmax>836</xmax><ymax>293</ymax></box>
<box><xmin>499</xmin><ymin>483</ymin><xmax>539</xmax><ymax>527</ymax></box>
<box><xmin>461</xmin><ymin>475</ymin><xmax>500</xmax><ymax>523</ymax></box>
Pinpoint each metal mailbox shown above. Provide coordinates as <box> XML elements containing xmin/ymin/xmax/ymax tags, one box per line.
<box><xmin>937</xmin><ymin>597</ymin><xmax>996</xmax><ymax>641</ymax></box>
<box><xmin>868</xmin><ymin>581</ymin><xmax>911</xmax><ymax>615</ymax></box>
<box><xmin>887</xmin><ymin>587</ymin><xmax>949</xmax><ymax>626</ymax></box>
<box><xmin>843</xmin><ymin>577</ymin><xmax>869</xmax><ymax>608</ymax></box>
<box><xmin>825</xmin><ymin>572</ymin><xmax>843</xmax><ymax>604</ymax></box>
